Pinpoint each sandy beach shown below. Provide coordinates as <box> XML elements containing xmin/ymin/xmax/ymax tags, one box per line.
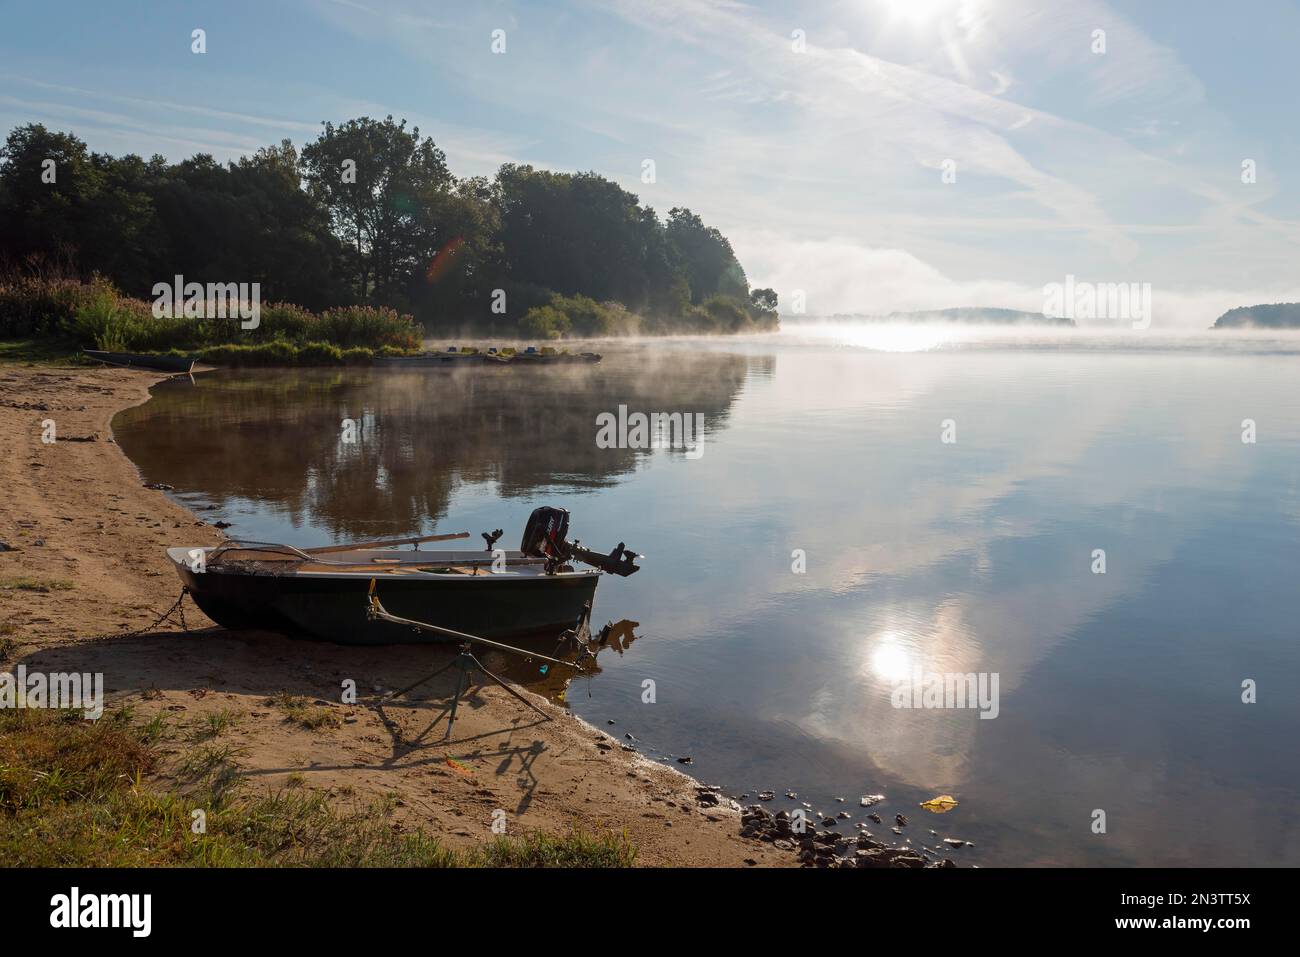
<box><xmin>0</xmin><ymin>363</ymin><xmax>791</xmax><ymax>867</ymax></box>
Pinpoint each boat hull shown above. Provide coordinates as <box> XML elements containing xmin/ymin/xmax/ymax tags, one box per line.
<box><xmin>84</xmin><ymin>350</ymin><xmax>196</xmax><ymax>373</ymax></box>
<box><xmin>172</xmin><ymin>558</ymin><xmax>600</xmax><ymax>645</ymax></box>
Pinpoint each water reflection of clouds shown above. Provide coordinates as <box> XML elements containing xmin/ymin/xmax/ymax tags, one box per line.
<box><xmin>652</xmin><ymin>355</ymin><xmax>1187</xmax><ymax>622</ymax></box>
<box><xmin>652</xmin><ymin>350</ymin><xmax>1297</xmax><ymax>799</ymax></box>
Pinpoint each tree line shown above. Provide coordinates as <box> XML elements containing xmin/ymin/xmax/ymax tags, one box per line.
<box><xmin>0</xmin><ymin>118</ymin><xmax>778</xmax><ymax>337</ymax></box>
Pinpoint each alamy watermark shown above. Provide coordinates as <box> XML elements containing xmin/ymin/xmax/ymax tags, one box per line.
<box><xmin>1043</xmin><ymin>274</ymin><xmax>1151</xmax><ymax>329</ymax></box>
<box><xmin>595</xmin><ymin>405</ymin><xmax>705</xmax><ymax>459</ymax></box>
<box><xmin>50</xmin><ymin>887</ymin><xmax>151</xmax><ymax>937</ymax></box>
<box><xmin>891</xmin><ymin>667</ymin><xmax>1000</xmax><ymax>719</ymax></box>
<box><xmin>1</xmin><ymin>665</ymin><xmax>104</xmax><ymax>719</ymax></box>
<box><xmin>152</xmin><ymin>274</ymin><xmax>260</xmax><ymax>330</ymax></box>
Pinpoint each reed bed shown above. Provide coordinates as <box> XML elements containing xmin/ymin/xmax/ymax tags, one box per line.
<box><xmin>0</xmin><ymin>274</ymin><xmax>422</xmax><ymax>357</ymax></box>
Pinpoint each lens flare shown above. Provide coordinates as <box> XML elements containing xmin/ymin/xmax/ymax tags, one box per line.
<box><xmin>425</xmin><ymin>236</ymin><xmax>465</xmax><ymax>283</ymax></box>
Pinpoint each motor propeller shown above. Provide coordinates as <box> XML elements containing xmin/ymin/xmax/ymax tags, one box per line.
<box><xmin>520</xmin><ymin>506</ymin><xmax>641</xmax><ymax>577</ymax></box>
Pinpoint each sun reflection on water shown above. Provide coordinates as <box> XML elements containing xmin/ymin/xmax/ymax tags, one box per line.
<box><xmin>867</xmin><ymin>631</ymin><xmax>915</xmax><ymax>683</ymax></box>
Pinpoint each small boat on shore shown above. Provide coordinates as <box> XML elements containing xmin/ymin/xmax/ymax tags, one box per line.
<box><xmin>169</xmin><ymin>507</ymin><xmax>639</xmax><ymax>645</ymax></box>
<box><xmin>83</xmin><ymin>350</ymin><xmax>196</xmax><ymax>373</ymax></box>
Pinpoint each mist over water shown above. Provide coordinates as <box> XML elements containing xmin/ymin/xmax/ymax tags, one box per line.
<box><xmin>776</xmin><ymin>318</ymin><xmax>1300</xmax><ymax>355</ymax></box>
<box><xmin>114</xmin><ymin>332</ymin><xmax>1300</xmax><ymax>866</ymax></box>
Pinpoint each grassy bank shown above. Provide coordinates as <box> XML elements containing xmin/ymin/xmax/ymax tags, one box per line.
<box><xmin>192</xmin><ymin>342</ymin><xmax>410</xmax><ymax>366</ymax></box>
<box><xmin>0</xmin><ymin>338</ymin><xmax>73</xmax><ymax>365</ymax></box>
<box><xmin>520</xmin><ymin>291</ymin><xmax>778</xmax><ymax>339</ymax></box>
<box><xmin>0</xmin><ymin>337</ymin><xmax>410</xmax><ymax>368</ymax></box>
<box><xmin>0</xmin><ymin>707</ymin><xmax>637</xmax><ymax>867</ymax></box>
<box><xmin>0</xmin><ymin>275</ymin><xmax>779</xmax><ymax>368</ymax></box>
<box><xmin>0</xmin><ymin>274</ymin><xmax>422</xmax><ymax>360</ymax></box>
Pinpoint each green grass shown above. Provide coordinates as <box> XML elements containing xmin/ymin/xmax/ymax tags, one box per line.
<box><xmin>1</xmin><ymin>274</ymin><xmax>424</xmax><ymax>361</ymax></box>
<box><xmin>0</xmin><ymin>339</ymin><xmax>418</xmax><ymax>368</ymax></box>
<box><xmin>175</xmin><ymin>742</ymin><xmax>247</xmax><ymax>786</ymax></box>
<box><xmin>0</xmin><ymin>620</ymin><xmax>17</xmax><ymax>662</ymax></box>
<box><xmin>0</xmin><ymin>576</ymin><xmax>74</xmax><ymax>593</ymax></box>
<box><xmin>195</xmin><ymin>341</ymin><xmax>396</xmax><ymax>367</ymax></box>
<box><xmin>264</xmin><ymin>692</ymin><xmax>341</xmax><ymax>730</ymax></box>
<box><xmin>138</xmin><ymin>712</ymin><xmax>171</xmax><ymax>745</ymax></box>
<box><xmin>0</xmin><ymin>338</ymin><xmax>81</xmax><ymax>365</ymax></box>
<box><xmin>188</xmin><ymin>709</ymin><xmax>239</xmax><ymax>742</ymax></box>
<box><xmin>472</xmin><ymin>828</ymin><xmax>637</xmax><ymax>867</ymax></box>
<box><xmin>0</xmin><ymin>708</ymin><xmax>637</xmax><ymax>867</ymax></box>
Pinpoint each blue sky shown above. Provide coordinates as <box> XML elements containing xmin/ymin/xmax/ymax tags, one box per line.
<box><xmin>2</xmin><ymin>0</ymin><xmax>1299</xmax><ymax>324</ymax></box>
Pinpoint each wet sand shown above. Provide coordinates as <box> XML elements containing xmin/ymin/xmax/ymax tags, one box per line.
<box><xmin>0</xmin><ymin>363</ymin><xmax>790</xmax><ymax>866</ymax></box>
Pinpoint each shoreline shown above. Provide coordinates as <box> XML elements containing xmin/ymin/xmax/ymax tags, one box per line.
<box><xmin>0</xmin><ymin>362</ymin><xmax>792</xmax><ymax>867</ymax></box>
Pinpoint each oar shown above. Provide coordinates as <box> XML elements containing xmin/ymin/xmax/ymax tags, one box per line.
<box><xmin>305</xmin><ymin>531</ymin><xmax>470</xmax><ymax>555</ymax></box>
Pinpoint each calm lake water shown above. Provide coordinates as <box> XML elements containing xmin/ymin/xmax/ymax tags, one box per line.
<box><xmin>113</xmin><ymin>324</ymin><xmax>1300</xmax><ymax>866</ymax></box>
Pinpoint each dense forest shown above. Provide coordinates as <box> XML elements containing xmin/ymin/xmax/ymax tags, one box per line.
<box><xmin>0</xmin><ymin>119</ymin><xmax>778</xmax><ymax>338</ymax></box>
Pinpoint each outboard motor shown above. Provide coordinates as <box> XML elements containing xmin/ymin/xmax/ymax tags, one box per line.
<box><xmin>521</xmin><ymin>506</ymin><xmax>640</xmax><ymax>577</ymax></box>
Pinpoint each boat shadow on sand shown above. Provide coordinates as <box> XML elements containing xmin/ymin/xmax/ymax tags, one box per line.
<box><xmin>21</xmin><ymin>617</ymin><xmax>641</xmax><ymax>818</ymax></box>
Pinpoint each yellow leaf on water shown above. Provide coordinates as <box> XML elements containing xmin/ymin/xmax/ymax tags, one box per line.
<box><xmin>920</xmin><ymin>794</ymin><xmax>959</xmax><ymax>813</ymax></box>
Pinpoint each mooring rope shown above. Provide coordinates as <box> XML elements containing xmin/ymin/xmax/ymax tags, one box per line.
<box><xmin>82</xmin><ymin>586</ymin><xmax>191</xmax><ymax>642</ymax></box>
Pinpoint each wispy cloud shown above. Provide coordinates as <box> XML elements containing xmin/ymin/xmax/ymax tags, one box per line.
<box><xmin>1</xmin><ymin>74</ymin><xmax>320</xmax><ymax>134</ymax></box>
<box><xmin>4</xmin><ymin>0</ymin><xmax>1295</xmax><ymax>321</ymax></box>
<box><xmin>588</xmin><ymin>0</ymin><xmax>1299</xmax><ymax>318</ymax></box>
<box><xmin>0</xmin><ymin>94</ymin><xmax>271</xmax><ymax>158</ymax></box>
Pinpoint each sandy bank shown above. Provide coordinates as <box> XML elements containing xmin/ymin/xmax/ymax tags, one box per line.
<box><xmin>0</xmin><ymin>363</ymin><xmax>790</xmax><ymax>867</ymax></box>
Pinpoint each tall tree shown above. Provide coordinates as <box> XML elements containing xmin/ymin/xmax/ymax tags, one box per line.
<box><xmin>494</xmin><ymin>165</ymin><xmax>680</xmax><ymax>312</ymax></box>
<box><xmin>300</xmin><ymin>116</ymin><xmax>454</xmax><ymax>304</ymax></box>
<box><xmin>665</xmin><ymin>207</ymin><xmax>748</xmax><ymax>303</ymax></box>
<box><xmin>228</xmin><ymin>141</ymin><xmax>348</xmax><ymax>307</ymax></box>
<box><xmin>0</xmin><ymin>124</ymin><xmax>153</xmax><ymax>284</ymax></box>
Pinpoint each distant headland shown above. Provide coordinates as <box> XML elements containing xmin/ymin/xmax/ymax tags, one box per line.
<box><xmin>1212</xmin><ymin>303</ymin><xmax>1300</xmax><ymax>329</ymax></box>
